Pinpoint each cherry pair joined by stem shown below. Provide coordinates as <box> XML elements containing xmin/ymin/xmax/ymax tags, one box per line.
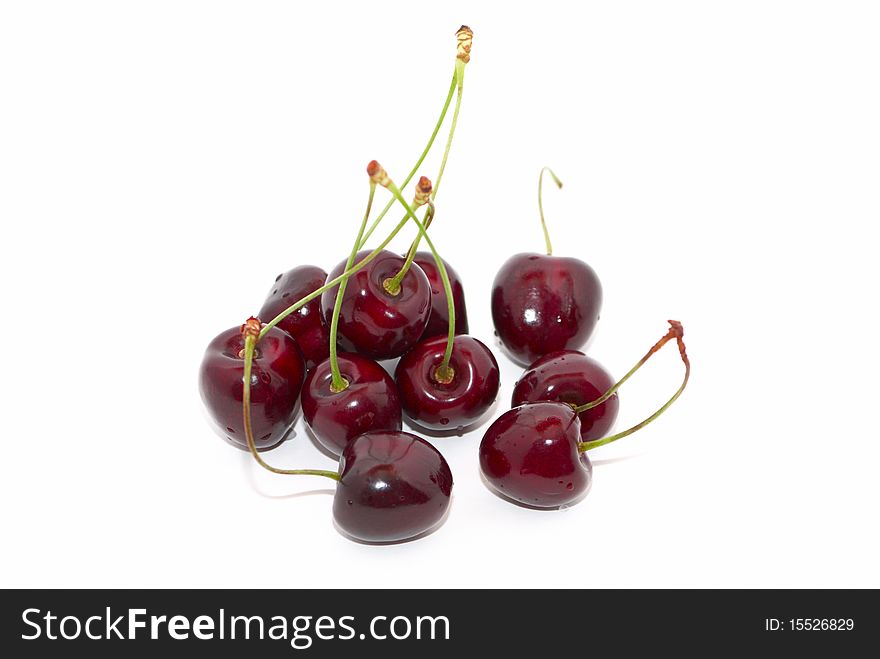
<box><xmin>480</xmin><ymin>321</ymin><xmax>690</xmax><ymax>508</ymax></box>
<box><xmin>199</xmin><ymin>318</ymin><xmax>305</xmax><ymax>451</ymax></box>
<box><xmin>491</xmin><ymin>168</ymin><xmax>602</xmax><ymax>366</ymax></box>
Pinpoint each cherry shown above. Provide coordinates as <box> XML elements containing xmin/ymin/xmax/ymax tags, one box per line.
<box><xmin>199</xmin><ymin>317</ymin><xmax>305</xmax><ymax>451</ymax></box>
<box><xmin>258</xmin><ymin>265</ymin><xmax>330</xmax><ymax>370</ymax></box>
<box><xmin>301</xmin><ymin>353</ymin><xmax>402</xmax><ymax>456</ymax></box>
<box><xmin>395</xmin><ymin>334</ymin><xmax>499</xmax><ymax>431</ymax></box>
<box><xmin>480</xmin><ymin>321</ymin><xmax>690</xmax><ymax>508</ymax></box>
<box><xmin>511</xmin><ymin>350</ymin><xmax>618</xmax><ymax>442</ymax></box>
<box><xmin>333</xmin><ymin>430</ymin><xmax>453</xmax><ymax>543</ymax></box>
<box><xmin>480</xmin><ymin>401</ymin><xmax>592</xmax><ymax>507</ymax></box>
<box><xmin>321</xmin><ymin>249</ymin><xmax>431</xmax><ymax>361</ymax></box>
<box><xmin>413</xmin><ymin>252</ymin><xmax>469</xmax><ymax>338</ymax></box>
<box><xmin>491</xmin><ymin>168</ymin><xmax>602</xmax><ymax>365</ymax></box>
<box><xmin>492</xmin><ymin>254</ymin><xmax>601</xmax><ymax>365</ymax></box>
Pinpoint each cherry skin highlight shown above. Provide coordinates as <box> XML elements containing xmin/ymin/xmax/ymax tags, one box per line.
<box><xmin>199</xmin><ymin>325</ymin><xmax>305</xmax><ymax>451</ymax></box>
<box><xmin>479</xmin><ymin>401</ymin><xmax>592</xmax><ymax>508</ymax></box>
<box><xmin>301</xmin><ymin>353</ymin><xmax>402</xmax><ymax>457</ymax></box>
<box><xmin>395</xmin><ymin>335</ymin><xmax>499</xmax><ymax>432</ymax></box>
<box><xmin>412</xmin><ymin>251</ymin><xmax>468</xmax><ymax>338</ymax></box>
<box><xmin>321</xmin><ymin>250</ymin><xmax>431</xmax><ymax>361</ymax></box>
<box><xmin>491</xmin><ymin>253</ymin><xmax>602</xmax><ymax>366</ymax></box>
<box><xmin>511</xmin><ymin>350</ymin><xmax>618</xmax><ymax>442</ymax></box>
<box><xmin>258</xmin><ymin>265</ymin><xmax>331</xmax><ymax>370</ymax></box>
<box><xmin>333</xmin><ymin>430</ymin><xmax>453</xmax><ymax>543</ymax></box>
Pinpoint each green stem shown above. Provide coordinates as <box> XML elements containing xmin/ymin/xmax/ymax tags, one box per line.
<box><xmin>241</xmin><ymin>333</ymin><xmax>340</xmax><ymax>480</ymax></box>
<box><xmin>382</xmin><ymin>181</ymin><xmax>456</xmax><ymax>379</ymax></box>
<box><xmin>403</xmin><ymin>201</ymin><xmax>435</xmax><ymax>261</ymax></box>
<box><xmin>572</xmin><ymin>351</ymin><xmax>649</xmax><ymax>414</ymax></box>
<box><xmin>431</xmin><ymin>58</ymin><xmax>466</xmax><ymax>201</ymax></box>
<box><xmin>329</xmin><ymin>183</ymin><xmax>375</xmax><ymax>392</ymax></box>
<box><xmin>389</xmin><ymin>60</ymin><xmax>465</xmax><ymax>286</ymax></box>
<box><xmin>538</xmin><ymin>167</ymin><xmax>562</xmax><ymax>256</ymax></box>
<box><xmin>577</xmin><ymin>321</ymin><xmax>690</xmax><ymax>453</ymax></box>
<box><xmin>385</xmin><ymin>202</ymin><xmax>433</xmax><ymax>295</ymax></box>
<box><xmin>357</xmin><ymin>74</ymin><xmax>457</xmax><ymax>250</ymax></box>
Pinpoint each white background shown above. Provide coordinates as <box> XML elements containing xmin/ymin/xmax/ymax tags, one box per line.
<box><xmin>2</xmin><ymin>1</ymin><xmax>878</xmax><ymax>589</ymax></box>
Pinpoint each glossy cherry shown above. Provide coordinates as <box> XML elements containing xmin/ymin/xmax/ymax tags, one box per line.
<box><xmin>511</xmin><ymin>350</ymin><xmax>618</xmax><ymax>442</ymax></box>
<box><xmin>301</xmin><ymin>353</ymin><xmax>402</xmax><ymax>456</ymax></box>
<box><xmin>321</xmin><ymin>249</ymin><xmax>431</xmax><ymax>361</ymax></box>
<box><xmin>199</xmin><ymin>322</ymin><xmax>305</xmax><ymax>451</ymax></box>
<box><xmin>491</xmin><ymin>253</ymin><xmax>601</xmax><ymax>366</ymax></box>
<box><xmin>395</xmin><ymin>335</ymin><xmax>499</xmax><ymax>431</ymax></box>
<box><xmin>479</xmin><ymin>402</ymin><xmax>592</xmax><ymax>508</ymax></box>
<box><xmin>482</xmin><ymin>321</ymin><xmax>691</xmax><ymax>509</ymax></box>
<box><xmin>258</xmin><ymin>265</ymin><xmax>330</xmax><ymax>370</ymax></box>
<box><xmin>333</xmin><ymin>430</ymin><xmax>453</xmax><ymax>543</ymax></box>
<box><xmin>412</xmin><ymin>252</ymin><xmax>468</xmax><ymax>338</ymax></box>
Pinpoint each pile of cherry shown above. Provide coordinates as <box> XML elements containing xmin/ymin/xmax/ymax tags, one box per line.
<box><xmin>199</xmin><ymin>26</ymin><xmax>689</xmax><ymax>544</ymax></box>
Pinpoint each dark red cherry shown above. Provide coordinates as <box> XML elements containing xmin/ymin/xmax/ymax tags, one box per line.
<box><xmin>479</xmin><ymin>401</ymin><xmax>592</xmax><ymax>508</ymax></box>
<box><xmin>395</xmin><ymin>335</ymin><xmax>499</xmax><ymax>431</ymax></box>
<box><xmin>511</xmin><ymin>350</ymin><xmax>618</xmax><ymax>442</ymax></box>
<box><xmin>491</xmin><ymin>253</ymin><xmax>602</xmax><ymax>366</ymax></box>
<box><xmin>199</xmin><ymin>324</ymin><xmax>305</xmax><ymax>451</ymax></box>
<box><xmin>412</xmin><ymin>252</ymin><xmax>468</xmax><ymax>338</ymax></box>
<box><xmin>301</xmin><ymin>353</ymin><xmax>402</xmax><ymax>456</ymax></box>
<box><xmin>258</xmin><ymin>265</ymin><xmax>330</xmax><ymax>370</ymax></box>
<box><xmin>333</xmin><ymin>430</ymin><xmax>453</xmax><ymax>543</ymax></box>
<box><xmin>321</xmin><ymin>250</ymin><xmax>431</xmax><ymax>361</ymax></box>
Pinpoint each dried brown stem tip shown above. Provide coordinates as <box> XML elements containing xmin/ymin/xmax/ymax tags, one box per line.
<box><xmin>667</xmin><ymin>320</ymin><xmax>689</xmax><ymax>363</ymax></box>
<box><xmin>367</xmin><ymin>160</ymin><xmax>391</xmax><ymax>187</ymax></box>
<box><xmin>240</xmin><ymin>316</ymin><xmax>262</xmax><ymax>340</ymax></box>
<box><xmin>456</xmin><ymin>25</ymin><xmax>473</xmax><ymax>63</ymax></box>
<box><xmin>414</xmin><ymin>176</ymin><xmax>433</xmax><ymax>206</ymax></box>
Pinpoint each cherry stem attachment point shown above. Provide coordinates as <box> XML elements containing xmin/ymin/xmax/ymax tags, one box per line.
<box><xmin>240</xmin><ymin>321</ymin><xmax>340</xmax><ymax>481</ymax></box>
<box><xmin>385</xmin><ymin>177</ymin><xmax>434</xmax><ymax>295</ymax></box>
<box><xmin>538</xmin><ymin>167</ymin><xmax>562</xmax><ymax>256</ymax></box>
<box><xmin>577</xmin><ymin>320</ymin><xmax>690</xmax><ymax>452</ymax></box>
<box><xmin>329</xmin><ymin>181</ymin><xmax>376</xmax><ymax>392</ymax></box>
<box><xmin>370</xmin><ymin>162</ymin><xmax>456</xmax><ymax>379</ymax></box>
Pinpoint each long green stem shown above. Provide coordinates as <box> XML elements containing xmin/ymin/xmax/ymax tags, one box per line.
<box><xmin>577</xmin><ymin>321</ymin><xmax>690</xmax><ymax>452</ymax></box>
<box><xmin>538</xmin><ymin>167</ymin><xmax>562</xmax><ymax>256</ymax></box>
<box><xmin>380</xmin><ymin>176</ymin><xmax>456</xmax><ymax>380</ymax></box>
<box><xmin>357</xmin><ymin>74</ymin><xmax>456</xmax><ymax>250</ymax></box>
<box><xmin>431</xmin><ymin>58</ymin><xmax>466</xmax><ymax>201</ymax></box>
<box><xmin>393</xmin><ymin>59</ymin><xmax>466</xmax><ymax>278</ymax></box>
<box><xmin>241</xmin><ymin>331</ymin><xmax>340</xmax><ymax>480</ymax></box>
<box><xmin>329</xmin><ymin>183</ymin><xmax>375</xmax><ymax>392</ymax></box>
